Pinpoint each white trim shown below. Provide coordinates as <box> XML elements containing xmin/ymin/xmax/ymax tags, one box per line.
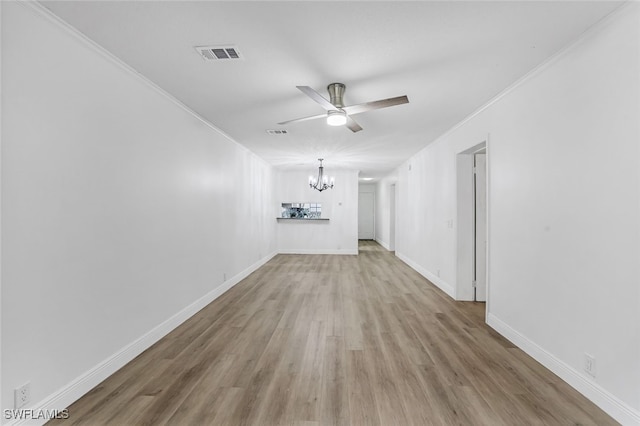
<box><xmin>487</xmin><ymin>313</ymin><xmax>640</xmax><ymax>426</ymax></box>
<box><xmin>18</xmin><ymin>1</ymin><xmax>270</xmax><ymax>170</ymax></box>
<box><xmin>375</xmin><ymin>238</ymin><xmax>390</xmax><ymax>251</ymax></box>
<box><xmin>277</xmin><ymin>248</ymin><xmax>358</xmax><ymax>255</ymax></box>
<box><xmin>395</xmin><ymin>251</ymin><xmax>455</xmax><ymax>299</ymax></box>
<box><xmin>6</xmin><ymin>251</ymin><xmax>278</xmax><ymax>426</ymax></box>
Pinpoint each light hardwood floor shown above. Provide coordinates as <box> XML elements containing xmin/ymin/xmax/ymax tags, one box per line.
<box><xmin>49</xmin><ymin>240</ymin><xmax>617</xmax><ymax>425</ymax></box>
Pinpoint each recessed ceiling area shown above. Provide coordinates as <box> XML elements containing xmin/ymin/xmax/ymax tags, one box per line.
<box><xmin>41</xmin><ymin>1</ymin><xmax>623</xmax><ymax>179</ymax></box>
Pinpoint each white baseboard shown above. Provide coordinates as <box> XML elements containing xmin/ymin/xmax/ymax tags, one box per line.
<box><xmin>278</xmin><ymin>248</ymin><xmax>358</xmax><ymax>255</ymax></box>
<box><xmin>7</xmin><ymin>251</ymin><xmax>278</xmax><ymax>426</ymax></box>
<box><xmin>375</xmin><ymin>238</ymin><xmax>390</xmax><ymax>251</ymax></box>
<box><xmin>487</xmin><ymin>313</ymin><xmax>640</xmax><ymax>426</ymax></box>
<box><xmin>394</xmin><ymin>251</ymin><xmax>455</xmax><ymax>299</ymax></box>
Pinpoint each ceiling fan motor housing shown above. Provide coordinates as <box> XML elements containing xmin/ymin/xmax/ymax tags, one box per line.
<box><xmin>327</xmin><ymin>83</ymin><xmax>346</xmax><ymax>108</ymax></box>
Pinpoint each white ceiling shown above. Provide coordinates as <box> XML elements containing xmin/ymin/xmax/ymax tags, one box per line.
<box><xmin>41</xmin><ymin>1</ymin><xmax>622</xmax><ymax>180</ymax></box>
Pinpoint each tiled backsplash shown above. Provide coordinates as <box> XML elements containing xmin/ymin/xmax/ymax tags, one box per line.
<box><xmin>281</xmin><ymin>203</ymin><xmax>322</xmax><ymax>219</ymax></box>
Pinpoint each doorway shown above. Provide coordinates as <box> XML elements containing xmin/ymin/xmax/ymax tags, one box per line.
<box><xmin>456</xmin><ymin>141</ymin><xmax>488</xmax><ymax>303</ymax></box>
<box><xmin>473</xmin><ymin>151</ymin><xmax>487</xmax><ymax>301</ymax></box>
<box><xmin>358</xmin><ymin>191</ymin><xmax>375</xmax><ymax>240</ymax></box>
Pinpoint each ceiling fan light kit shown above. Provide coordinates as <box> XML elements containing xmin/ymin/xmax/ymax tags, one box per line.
<box><xmin>327</xmin><ymin>110</ymin><xmax>347</xmax><ymax>126</ymax></box>
<box><xmin>278</xmin><ymin>82</ymin><xmax>408</xmax><ymax>133</ymax></box>
<box><xmin>309</xmin><ymin>159</ymin><xmax>334</xmax><ymax>192</ymax></box>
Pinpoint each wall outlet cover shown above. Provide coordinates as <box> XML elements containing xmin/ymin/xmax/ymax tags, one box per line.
<box><xmin>584</xmin><ymin>353</ymin><xmax>596</xmax><ymax>377</ymax></box>
<box><xmin>15</xmin><ymin>383</ymin><xmax>31</xmax><ymax>409</ymax></box>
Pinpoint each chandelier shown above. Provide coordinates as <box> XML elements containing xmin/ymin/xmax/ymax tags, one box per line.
<box><xmin>309</xmin><ymin>158</ymin><xmax>334</xmax><ymax>192</ymax></box>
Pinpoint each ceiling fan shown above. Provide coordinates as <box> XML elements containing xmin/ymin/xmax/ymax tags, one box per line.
<box><xmin>278</xmin><ymin>83</ymin><xmax>409</xmax><ymax>133</ymax></box>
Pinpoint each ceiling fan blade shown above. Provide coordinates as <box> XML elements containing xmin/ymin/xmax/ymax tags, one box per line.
<box><xmin>342</xmin><ymin>95</ymin><xmax>409</xmax><ymax>116</ymax></box>
<box><xmin>345</xmin><ymin>115</ymin><xmax>363</xmax><ymax>133</ymax></box>
<box><xmin>277</xmin><ymin>113</ymin><xmax>326</xmax><ymax>125</ymax></box>
<box><xmin>297</xmin><ymin>86</ymin><xmax>338</xmax><ymax>111</ymax></box>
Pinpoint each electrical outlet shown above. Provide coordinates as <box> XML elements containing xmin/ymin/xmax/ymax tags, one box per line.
<box><xmin>437</xmin><ymin>269</ymin><xmax>441</xmax><ymax>277</ymax></box>
<box><xmin>223</xmin><ymin>272</ymin><xmax>227</xmax><ymax>282</ymax></box>
<box><xmin>14</xmin><ymin>382</ymin><xmax>31</xmax><ymax>409</ymax></box>
<box><xmin>584</xmin><ymin>353</ymin><xmax>596</xmax><ymax>377</ymax></box>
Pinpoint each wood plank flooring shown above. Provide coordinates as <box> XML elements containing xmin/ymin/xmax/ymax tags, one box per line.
<box><xmin>49</xmin><ymin>241</ymin><xmax>617</xmax><ymax>425</ymax></box>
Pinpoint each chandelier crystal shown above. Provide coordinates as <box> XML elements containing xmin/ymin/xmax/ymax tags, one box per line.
<box><xmin>309</xmin><ymin>158</ymin><xmax>334</xmax><ymax>192</ymax></box>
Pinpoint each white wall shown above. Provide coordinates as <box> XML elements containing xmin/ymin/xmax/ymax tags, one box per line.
<box><xmin>275</xmin><ymin>169</ymin><xmax>358</xmax><ymax>254</ymax></box>
<box><xmin>384</xmin><ymin>4</ymin><xmax>640</xmax><ymax>424</ymax></box>
<box><xmin>394</xmin><ymin>138</ymin><xmax>459</xmax><ymax>298</ymax></box>
<box><xmin>1</xmin><ymin>2</ymin><xmax>276</xmax><ymax>418</ymax></box>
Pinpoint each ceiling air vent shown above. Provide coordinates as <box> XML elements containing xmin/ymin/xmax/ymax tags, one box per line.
<box><xmin>266</xmin><ymin>129</ymin><xmax>288</xmax><ymax>135</ymax></box>
<box><xmin>195</xmin><ymin>45</ymin><xmax>243</xmax><ymax>61</ymax></box>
